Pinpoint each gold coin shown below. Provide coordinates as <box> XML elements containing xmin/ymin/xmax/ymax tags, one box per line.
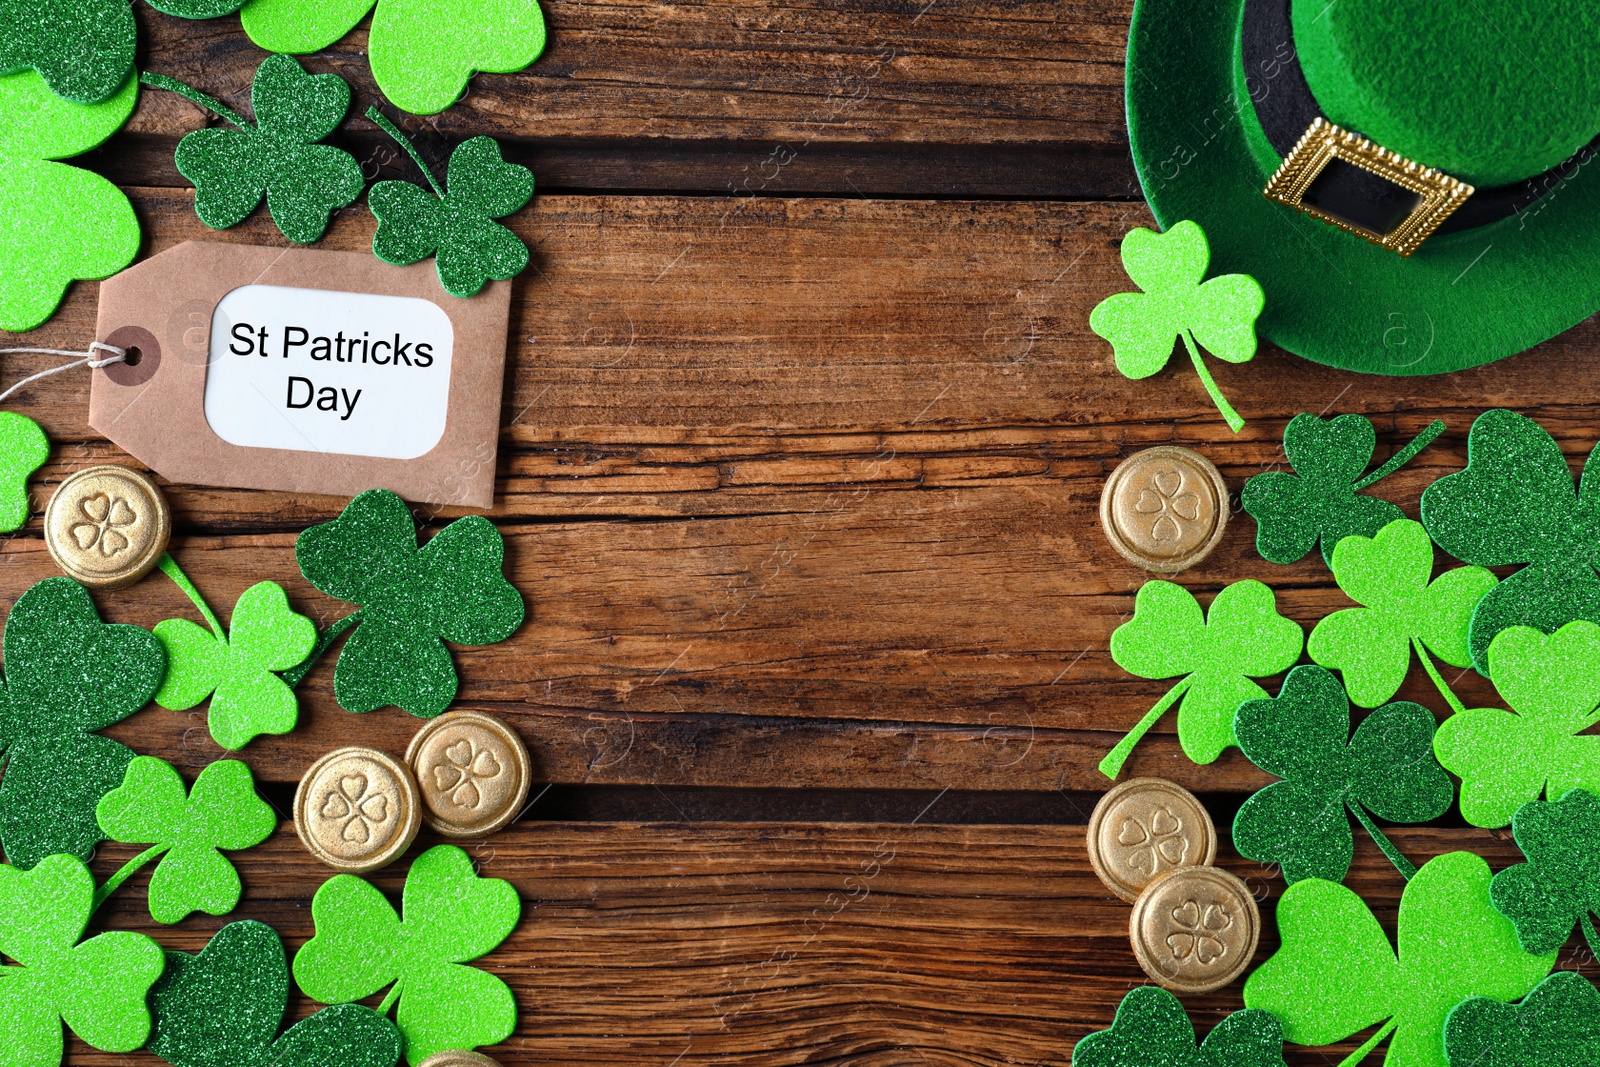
<box><xmin>1099</xmin><ymin>446</ymin><xmax>1228</xmax><ymax>573</ymax></box>
<box><xmin>294</xmin><ymin>746</ymin><xmax>421</xmax><ymax>874</ymax></box>
<box><xmin>416</xmin><ymin>1053</ymin><xmax>503</xmax><ymax>1067</ymax></box>
<box><xmin>417</xmin><ymin>1053</ymin><xmax>503</xmax><ymax>1067</ymax></box>
<box><xmin>44</xmin><ymin>465</ymin><xmax>171</xmax><ymax>588</ymax></box>
<box><xmin>1086</xmin><ymin>777</ymin><xmax>1217</xmax><ymax>903</ymax></box>
<box><xmin>1129</xmin><ymin>866</ymin><xmax>1260</xmax><ymax>994</ymax></box>
<box><xmin>406</xmin><ymin>711</ymin><xmax>532</xmax><ymax>839</ymax></box>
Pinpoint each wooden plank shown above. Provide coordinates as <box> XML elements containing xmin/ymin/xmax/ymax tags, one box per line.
<box><xmin>68</xmin><ymin>821</ymin><xmax>1587</xmax><ymax>1066</ymax></box>
<box><xmin>91</xmin><ymin>0</ymin><xmax>1136</xmax><ymax>198</ymax></box>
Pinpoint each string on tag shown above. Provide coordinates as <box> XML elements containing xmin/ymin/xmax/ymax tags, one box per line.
<box><xmin>0</xmin><ymin>342</ymin><xmax>128</xmax><ymax>404</ymax></box>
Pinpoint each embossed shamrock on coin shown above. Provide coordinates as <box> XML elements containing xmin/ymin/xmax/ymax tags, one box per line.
<box><xmin>406</xmin><ymin>711</ymin><xmax>531</xmax><ymax>839</ymax></box>
<box><xmin>1101</xmin><ymin>447</ymin><xmax>1229</xmax><ymax>573</ymax></box>
<box><xmin>44</xmin><ymin>465</ymin><xmax>169</xmax><ymax>588</ymax></box>
<box><xmin>294</xmin><ymin>746</ymin><xmax>420</xmax><ymax>874</ymax></box>
<box><xmin>1087</xmin><ymin>778</ymin><xmax>1217</xmax><ymax>903</ymax></box>
<box><xmin>1130</xmin><ymin>866</ymin><xmax>1259</xmax><ymax>994</ymax></box>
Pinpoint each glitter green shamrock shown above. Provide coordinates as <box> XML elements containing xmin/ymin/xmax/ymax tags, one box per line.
<box><xmin>296</xmin><ymin>489</ymin><xmax>524</xmax><ymax>718</ymax></box>
<box><xmin>366</xmin><ymin>108</ymin><xmax>533</xmax><ymax>297</ymax></box>
<box><xmin>1244</xmin><ymin>851</ymin><xmax>1555</xmax><ymax>1067</ymax></box>
<box><xmin>0</xmin><ymin>577</ymin><xmax>165</xmax><ymax>870</ymax></box>
<box><xmin>1089</xmin><ymin>220</ymin><xmax>1264</xmax><ymax>433</ymax></box>
<box><xmin>94</xmin><ymin>756</ymin><xmax>276</xmax><ymax>925</ymax></box>
<box><xmin>0</xmin><ymin>0</ymin><xmax>134</xmax><ymax>103</ymax></box>
<box><xmin>0</xmin><ymin>853</ymin><xmax>165</xmax><ymax>1064</ymax></box>
<box><xmin>1072</xmin><ymin>986</ymin><xmax>1288</xmax><ymax>1067</ymax></box>
<box><xmin>0</xmin><ymin>69</ymin><xmax>140</xmax><ymax>331</ymax></box>
<box><xmin>235</xmin><ymin>0</ymin><xmax>547</xmax><ymax>115</ymax></box>
<box><xmin>1232</xmin><ymin>665</ymin><xmax>1453</xmax><ymax>885</ymax></box>
<box><xmin>153</xmin><ymin>574</ymin><xmax>317</xmax><ymax>750</ymax></box>
<box><xmin>1489</xmin><ymin>788</ymin><xmax>1600</xmax><ymax>958</ymax></box>
<box><xmin>0</xmin><ymin>412</ymin><xmax>48</xmax><ymax>532</ymax></box>
<box><xmin>1445</xmin><ymin>972</ymin><xmax>1600</xmax><ymax>1067</ymax></box>
<box><xmin>1242</xmin><ymin>413</ymin><xmax>1446</xmax><ymax>568</ymax></box>
<box><xmin>1100</xmin><ymin>579</ymin><xmax>1303</xmax><ymax>779</ymax></box>
<box><xmin>292</xmin><ymin>844</ymin><xmax>520</xmax><ymax>1064</ymax></box>
<box><xmin>1434</xmin><ymin>621</ymin><xmax>1600</xmax><ymax>829</ymax></box>
<box><xmin>150</xmin><ymin>920</ymin><xmax>402</xmax><ymax>1067</ymax></box>
<box><xmin>1308</xmin><ymin>518</ymin><xmax>1495</xmax><ymax>714</ymax></box>
<box><xmin>1421</xmin><ymin>408</ymin><xmax>1600</xmax><ymax>671</ymax></box>
<box><xmin>141</xmin><ymin>54</ymin><xmax>364</xmax><ymax>244</ymax></box>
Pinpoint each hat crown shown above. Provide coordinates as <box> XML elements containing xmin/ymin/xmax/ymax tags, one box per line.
<box><xmin>1290</xmin><ymin>0</ymin><xmax>1600</xmax><ymax>186</ymax></box>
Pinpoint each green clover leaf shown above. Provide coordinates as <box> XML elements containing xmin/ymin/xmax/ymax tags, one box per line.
<box><xmin>151</xmin><ymin>54</ymin><xmax>364</xmax><ymax>245</ymax></box>
<box><xmin>0</xmin><ymin>0</ymin><xmax>134</xmax><ymax>103</ymax></box>
<box><xmin>1489</xmin><ymin>788</ymin><xmax>1600</xmax><ymax>958</ymax></box>
<box><xmin>368</xmin><ymin>117</ymin><xmax>534</xmax><ymax>297</ymax></box>
<box><xmin>1089</xmin><ymin>220</ymin><xmax>1263</xmax><ymax>432</ymax></box>
<box><xmin>1445</xmin><ymin>971</ymin><xmax>1600</xmax><ymax>1067</ymax></box>
<box><xmin>1232</xmin><ymin>664</ymin><xmax>1453</xmax><ymax>885</ymax></box>
<box><xmin>1244</xmin><ymin>851</ymin><xmax>1555</xmax><ymax>1067</ymax></box>
<box><xmin>149</xmin><ymin>920</ymin><xmax>402</xmax><ymax>1067</ymax></box>
<box><xmin>1435</xmin><ymin>621</ymin><xmax>1600</xmax><ymax>829</ymax></box>
<box><xmin>1100</xmin><ymin>578</ymin><xmax>1303</xmax><ymax>778</ymax></box>
<box><xmin>1071</xmin><ymin>986</ymin><xmax>1288</xmax><ymax>1067</ymax></box>
<box><xmin>1243</xmin><ymin>414</ymin><xmax>1446</xmax><ymax>567</ymax></box>
<box><xmin>154</xmin><ymin>581</ymin><xmax>316</xmax><ymax>750</ymax></box>
<box><xmin>0</xmin><ymin>70</ymin><xmax>139</xmax><ymax>331</ymax></box>
<box><xmin>1421</xmin><ymin>408</ymin><xmax>1600</xmax><ymax>671</ymax></box>
<box><xmin>94</xmin><ymin>756</ymin><xmax>276</xmax><ymax>925</ymax></box>
<box><xmin>0</xmin><ymin>577</ymin><xmax>165</xmax><ymax>869</ymax></box>
<box><xmin>296</xmin><ymin>489</ymin><xmax>524</xmax><ymax>718</ymax></box>
<box><xmin>0</xmin><ymin>853</ymin><xmax>165</xmax><ymax>1063</ymax></box>
<box><xmin>0</xmin><ymin>412</ymin><xmax>48</xmax><ymax>533</ymax></box>
<box><xmin>1308</xmin><ymin>518</ymin><xmax>1496</xmax><ymax>712</ymax></box>
<box><xmin>291</xmin><ymin>844</ymin><xmax>520</xmax><ymax>1064</ymax></box>
<box><xmin>239</xmin><ymin>0</ymin><xmax>548</xmax><ymax>115</ymax></box>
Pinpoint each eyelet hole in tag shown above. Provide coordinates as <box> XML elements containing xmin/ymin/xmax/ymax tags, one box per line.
<box><xmin>101</xmin><ymin>326</ymin><xmax>159</xmax><ymax>387</ymax></box>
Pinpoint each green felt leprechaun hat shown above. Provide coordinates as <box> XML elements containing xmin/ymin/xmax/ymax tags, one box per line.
<box><xmin>1127</xmin><ymin>0</ymin><xmax>1600</xmax><ymax>375</ymax></box>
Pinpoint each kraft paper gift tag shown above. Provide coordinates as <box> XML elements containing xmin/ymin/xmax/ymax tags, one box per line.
<box><xmin>90</xmin><ymin>241</ymin><xmax>511</xmax><ymax>508</ymax></box>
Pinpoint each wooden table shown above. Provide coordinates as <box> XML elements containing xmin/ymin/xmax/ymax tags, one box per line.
<box><xmin>7</xmin><ymin>3</ymin><xmax>1598</xmax><ymax>1063</ymax></box>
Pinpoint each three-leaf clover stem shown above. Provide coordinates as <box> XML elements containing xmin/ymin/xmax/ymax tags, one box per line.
<box><xmin>280</xmin><ymin>609</ymin><xmax>364</xmax><ymax>688</ymax></box>
<box><xmin>1351</xmin><ymin>419</ymin><xmax>1447</xmax><ymax>492</ymax></box>
<box><xmin>1347</xmin><ymin>803</ymin><xmax>1417</xmax><ymax>881</ymax></box>
<box><xmin>1412</xmin><ymin>639</ymin><xmax>1467</xmax><ymax>718</ymax></box>
<box><xmin>139</xmin><ymin>71</ymin><xmax>252</xmax><ymax>131</ymax></box>
<box><xmin>1098</xmin><ymin>675</ymin><xmax>1192</xmax><ymax>779</ymax></box>
<box><xmin>1336</xmin><ymin>1018</ymin><xmax>1398</xmax><ymax>1067</ymax></box>
<box><xmin>1178</xmin><ymin>330</ymin><xmax>1244</xmax><ymax>433</ymax></box>
<box><xmin>91</xmin><ymin>843</ymin><xmax>168</xmax><ymax>915</ymax></box>
<box><xmin>366</xmin><ymin>106</ymin><xmax>445</xmax><ymax>198</ymax></box>
<box><xmin>159</xmin><ymin>553</ymin><xmax>224</xmax><ymax>638</ymax></box>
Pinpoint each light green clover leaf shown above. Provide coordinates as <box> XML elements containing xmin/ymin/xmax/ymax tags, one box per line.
<box><xmin>238</xmin><ymin>0</ymin><xmax>548</xmax><ymax>115</ymax></box>
<box><xmin>95</xmin><ymin>756</ymin><xmax>276</xmax><ymax>925</ymax></box>
<box><xmin>0</xmin><ymin>412</ymin><xmax>48</xmax><ymax>533</ymax></box>
<box><xmin>1308</xmin><ymin>518</ymin><xmax>1496</xmax><ymax>712</ymax></box>
<box><xmin>1089</xmin><ymin>220</ymin><xmax>1263</xmax><ymax>432</ymax></box>
<box><xmin>0</xmin><ymin>69</ymin><xmax>139</xmax><ymax>331</ymax></box>
<box><xmin>1435</xmin><ymin>621</ymin><xmax>1600</xmax><ymax>829</ymax></box>
<box><xmin>291</xmin><ymin>844</ymin><xmax>521</xmax><ymax>1064</ymax></box>
<box><xmin>1244</xmin><ymin>851</ymin><xmax>1555</xmax><ymax>1067</ymax></box>
<box><xmin>0</xmin><ymin>853</ymin><xmax>165</xmax><ymax>1066</ymax></box>
<box><xmin>1100</xmin><ymin>578</ymin><xmax>1303</xmax><ymax>778</ymax></box>
<box><xmin>154</xmin><ymin>581</ymin><xmax>316</xmax><ymax>750</ymax></box>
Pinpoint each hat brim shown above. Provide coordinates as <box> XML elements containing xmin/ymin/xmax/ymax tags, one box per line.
<box><xmin>1128</xmin><ymin>0</ymin><xmax>1600</xmax><ymax>375</ymax></box>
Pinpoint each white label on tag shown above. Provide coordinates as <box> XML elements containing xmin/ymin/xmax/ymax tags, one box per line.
<box><xmin>203</xmin><ymin>283</ymin><xmax>454</xmax><ymax>460</ymax></box>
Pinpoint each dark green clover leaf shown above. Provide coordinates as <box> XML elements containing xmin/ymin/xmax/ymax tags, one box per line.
<box><xmin>1233</xmin><ymin>665</ymin><xmax>1453</xmax><ymax>885</ymax></box>
<box><xmin>368</xmin><ymin>108</ymin><xmax>533</xmax><ymax>297</ymax></box>
<box><xmin>1308</xmin><ymin>518</ymin><xmax>1495</xmax><ymax>711</ymax></box>
<box><xmin>1421</xmin><ymin>408</ymin><xmax>1600</xmax><ymax>672</ymax></box>
<box><xmin>1445</xmin><ymin>971</ymin><xmax>1600</xmax><ymax>1067</ymax></box>
<box><xmin>1088</xmin><ymin>220</ymin><xmax>1262</xmax><ymax>432</ymax></box>
<box><xmin>0</xmin><ymin>0</ymin><xmax>135</xmax><ymax>103</ymax></box>
<box><xmin>297</xmin><ymin>489</ymin><xmax>524</xmax><ymax>718</ymax></box>
<box><xmin>0</xmin><ymin>577</ymin><xmax>164</xmax><ymax>869</ymax></box>
<box><xmin>96</xmin><ymin>757</ymin><xmax>276</xmax><ymax>925</ymax></box>
<box><xmin>1072</xmin><ymin>986</ymin><xmax>1288</xmax><ymax>1067</ymax></box>
<box><xmin>292</xmin><ymin>844</ymin><xmax>520</xmax><ymax>1063</ymax></box>
<box><xmin>1243</xmin><ymin>413</ymin><xmax>1445</xmax><ymax>567</ymax></box>
<box><xmin>1489</xmin><ymin>788</ymin><xmax>1600</xmax><ymax>958</ymax></box>
<box><xmin>153</xmin><ymin>54</ymin><xmax>364</xmax><ymax>244</ymax></box>
<box><xmin>0</xmin><ymin>853</ymin><xmax>166</xmax><ymax>1062</ymax></box>
<box><xmin>150</xmin><ymin>920</ymin><xmax>402</xmax><ymax>1067</ymax></box>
